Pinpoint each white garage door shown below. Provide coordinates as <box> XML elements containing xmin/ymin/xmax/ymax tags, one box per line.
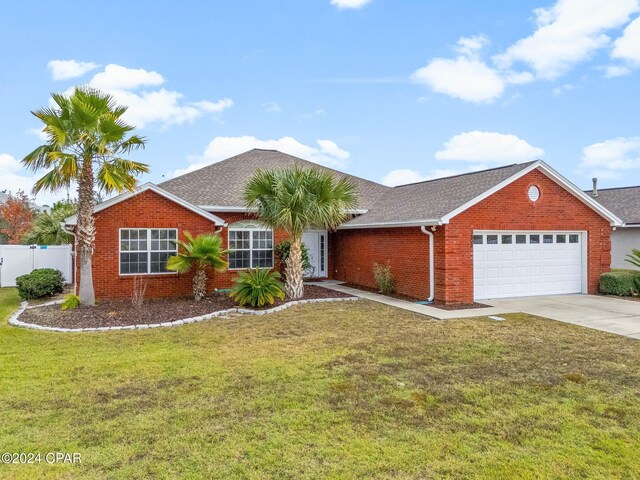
<box><xmin>473</xmin><ymin>232</ymin><xmax>584</xmax><ymax>300</ymax></box>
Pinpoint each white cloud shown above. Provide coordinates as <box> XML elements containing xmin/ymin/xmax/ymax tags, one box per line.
<box><xmin>611</xmin><ymin>15</ymin><xmax>640</xmax><ymax>66</ymax></box>
<box><xmin>65</xmin><ymin>64</ymin><xmax>235</xmax><ymax>128</ymax></box>
<box><xmin>381</xmin><ymin>169</ymin><xmax>429</xmax><ymax>186</ymax></box>
<box><xmin>331</xmin><ymin>0</ymin><xmax>372</xmax><ymax>9</ymax></box>
<box><xmin>579</xmin><ymin>137</ymin><xmax>640</xmax><ymax>179</ymax></box>
<box><xmin>552</xmin><ymin>83</ymin><xmax>576</xmax><ymax>96</ymax></box>
<box><xmin>89</xmin><ymin>64</ymin><xmax>164</xmax><ymax>90</ymax></box>
<box><xmin>604</xmin><ymin>64</ymin><xmax>633</xmax><ymax>77</ymax></box>
<box><xmin>47</xmin><ymin>59</ymin><xmax>99</xmax><ymax>80</ymax></box>
<box><xmin>169</xmin><ymin>136</ymin><xmax>351</xmax><ymax>177</ymax></box>
<box><xmin>411</xmin><ymin>35</ymin><xmax>535</xmax><ymax>103</ymax></box>
<box><xmin>381</xmin><ymin>165</ymin><xmax>488</xmax><ymax>187</ymax></box>
<box><xmin>412</xmin><ymin>57</ymin><xmax>505</xmax><ymax>104</ymax></box>
<box><xmin>0</xmin><ymin>153</ymin><xmax>66</xmax><ymax>206</ymax></box>
<box><xmin>494</xmin><ymin>0</ymin><xmax>639</xmax><ymax>79</ymax></box>
<box><xmin>26</xmin><ymin>127</ymin><xmax>48</xmax><ymax>141</ymax></box>
<box><xmin>263</xmin><ymin>101</ymin><xmax>281</xmax><ymax>113</ymax></box>
<box><xmin>435</xmin><ymin>131</ymin><xmax>544</xmax><ymax>163</ymax></box>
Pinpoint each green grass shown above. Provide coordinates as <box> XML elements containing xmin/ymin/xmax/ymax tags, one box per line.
<box><xmin>1</xmin><ymin>289</ymin><xmax>640</xmax><ymax>479</ymax></box>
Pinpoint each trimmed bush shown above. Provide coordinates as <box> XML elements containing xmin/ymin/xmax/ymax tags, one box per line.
<box><xmin>61</xmin><ymin>294</ymin><xmax>80</xmax><ymax>310</ymax></box>
<box><xmin>230</xmin><ymin>268</ymin><xmax>286</xmax><ymax>307</ymax></box>
<box><xmin>16</xmin><ymin>268</ymin><xmax>64</xmax><ymax>300</ymax></box>
<box><xmin>599</xmin><ymin>270</ymin><xmax>640</xmax><ymax>296</ymax></box>
<box><xmin>373</xmin><ymin>262</ymin><xmax>396</xmax><ymax>295</ymax></box>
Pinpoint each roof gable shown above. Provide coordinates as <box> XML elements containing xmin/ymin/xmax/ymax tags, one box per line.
<box><xmin>63</xmin><ymin>183</ymin><xmax>225</xmax><ymax>226</ymax></box>
<box><xmin>158</xmin><ymin>149</ymin><xmax>389</xmax><ymax>211</ymax></box>
<box><xmin>341</xmin><ymin>161</ymin><xmax>622</xmax><ymax>228</ymax></box>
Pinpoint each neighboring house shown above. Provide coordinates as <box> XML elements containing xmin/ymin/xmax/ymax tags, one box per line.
<box><xmin>0</xmin><ymin>191</ymin><xmax>46</xmax><ymax>212</ymax></box>
<box><xmin>63</xmin><ymin>149</ymin><xmax>622</xmax><ymax>304</ymax></box>
<box><xmin>587</xmin><ymin>184</ymin><xmax>640</xmax><ymax>269</ymax></box>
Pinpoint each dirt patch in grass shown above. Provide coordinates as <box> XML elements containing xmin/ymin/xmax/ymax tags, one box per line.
<box><xmin>430</xmin><ymin>301</ymin><xmax>490</xmax><ymax>310</ymax></box>
<box><xmin>17</xmin><ymin>285</ymin><xmax>353</xmax><ymax>329</ymax></box>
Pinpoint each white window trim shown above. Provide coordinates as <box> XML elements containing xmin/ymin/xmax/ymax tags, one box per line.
<box><xmin>227</xmin><ymin>222</ymin><xmax>274</xmax><ymax>271</ymax></box>
<box><xmin>119</xmin><ymin>228</ymin><xmax>178</xmax><ymax>276</ymax></box>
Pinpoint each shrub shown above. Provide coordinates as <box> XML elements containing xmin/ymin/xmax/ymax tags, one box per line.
<box><xmin>131</xmin><ymin>275</ymin><xmax>147</xmax><ymax>309</ymax></box>
<box><xmin>61</xmin><ymin>294</ymin><xmax>80</xmax><ymax>310</ymax></box>
<box><xmin>373</xmin><ymin>262</ymin><xmax>395</xmax><ymax>295</ymax></box>
<box><xmin>275</xmin><ymin>240</ymin><xmax>313</xmax><ymax>276</ymax></box>
<box><xmin>230</xmin><ymin>268</ymin><xmax>286</xmax><ymax>307</ymax></box>
<box><xmin>599</xmin><ymin>270</ymin><xmax>640</xmax><ymax>296</ymax></box>
<box><xmin>15</xmin><ymin>268</ymin><xmax>64</xmax><ymax>300</ymax></box>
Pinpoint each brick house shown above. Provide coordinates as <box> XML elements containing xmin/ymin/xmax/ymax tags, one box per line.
<box><xmin>63</xmin><ymin>149</ymin><xmax>622</xmax><ymax>304</ymax></box>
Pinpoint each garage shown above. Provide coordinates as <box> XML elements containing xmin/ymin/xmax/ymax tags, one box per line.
<box><xmin>473</xmin><ymin>231</ymin><xmax>585</xmax><ymax>299</ymax></box>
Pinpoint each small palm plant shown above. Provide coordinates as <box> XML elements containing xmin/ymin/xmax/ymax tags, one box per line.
<box><xmin>625</xmin><ymin>248</ymin><xmax>640</xmax><ymax>294</ymax></box>
<box><xmin>230</xmin><ymin>268</ymin><xmax>285</xmax><ymax>307</ymax></box>
<box><xmin>626</xmin><ymin>249</ymin><xmax>640</xmax><ymax>269</ymax></box>
<box><xmin>166</xmin><ymin>231</ymin><xmax>228</xmax><ymax>301</ymax></box>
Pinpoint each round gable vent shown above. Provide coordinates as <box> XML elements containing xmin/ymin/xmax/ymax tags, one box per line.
<box><xmin>528</xmin><ymin>185</ymin><xmax>540</xmax><ymax>202</ymax></box>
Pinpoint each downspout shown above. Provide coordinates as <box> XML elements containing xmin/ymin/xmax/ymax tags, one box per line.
<box><xmin>62</xmin><ymin>222</ymin><xmax>78</xmax><ymax>296</ymax></box>
<box><xmin>420</xmin><ymin>226</ymin><xmax>435</xmax><ymax>303</ymax></box>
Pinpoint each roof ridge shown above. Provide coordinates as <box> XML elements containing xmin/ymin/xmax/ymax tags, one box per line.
<box><xmin>160</xmin><ymin>148</ymin><xmax>390</xmax><ymax>190</ymax></box>
<box><xmin>391</xmin><ymin>160</ymin><xmax>537</xmax><ymax>189</ymax></box>
<box><xmin>586</xmin><ymin>185</ymin><xmax>640</xmax><ymax>192</ymax></box>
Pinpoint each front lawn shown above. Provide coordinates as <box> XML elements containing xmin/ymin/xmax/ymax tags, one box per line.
<box><xmin>1</xmin><ymin>289</ymin><xmax>639</xmax><ymax>478</ymax></box>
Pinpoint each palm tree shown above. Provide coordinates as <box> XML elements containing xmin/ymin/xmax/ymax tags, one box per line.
<box><xmin>22</xmin><ymin>87</ymin><xmax>149</xmax><ymax>306</ymax></box>
<box><xmin>23</xmin><ymin>201</ymin><xmax>76</xmax><ymax>245</ymax></box>
<box><xmin>626</xmin><ymin>249</ymin><xmax>640</xmax><ymax>269</ymax></box>
<box><xmin>244</xmin><ymin>166</ymin><xmax>358</xmax><ymax>299</ymax></box>
<box><xmin>166</xmin><ymin>231</ymin><xmax>228</xmax><ymax>301</ymax></box>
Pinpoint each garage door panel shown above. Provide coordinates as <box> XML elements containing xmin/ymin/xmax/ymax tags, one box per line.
<box><xmin>474</xmin><ymin>231</ymin><xmax>583</xmax><ymax>300</ymax></box>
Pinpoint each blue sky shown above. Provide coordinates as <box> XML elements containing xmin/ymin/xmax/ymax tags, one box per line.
<box><xmin>1</xmin><ymin>0</ymin><xmax>640</xmax><ymax>205</ymax></box>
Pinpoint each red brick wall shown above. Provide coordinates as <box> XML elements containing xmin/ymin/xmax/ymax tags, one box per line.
<box><xmin>80</xmin><ymin>191</ymin><xmax>289</xmax><ymax>299</ymax></box>
<box><xmin>436</xmin><ymin>169</ymin><xmax>611</xmax><ymax>303</ymax></box>
<box><xmin>331</xmin><ymin>227</ymin><xmax>431</xmax><ymax>300</ymax></box>
<box><xmin>333</xmin><ymin>168</ymin><xmax>611</xmax><ymax>303</ymax></box>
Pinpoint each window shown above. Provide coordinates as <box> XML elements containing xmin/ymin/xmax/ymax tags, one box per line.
<box><xmin>120</xmin><ymin>228</ymin><xmax>177</xmax><ymax>275</ymax></box>
<box><xmin>516</xmin><ymin>234</ymin><xmax>527</xmax><ymax>244</ymax></box>
<box><xmin>556</xmin><ymin>234</ymin><xmax>566</xmax><ymax>243</ymax></box>
<box><xmin>473</xmin><ymin>235</ymin><xmax>483</xmax><ymax>245</ymax></box>
<box><xmin>487</xmin><ymin>235</ymin><xmax>498</xmax><ymax>245</ymax></box>
<box><xmin>569</xmin><ymin>234</ymin><xmax>579</xmax><ymax>244</ymax></box>
<box><xmin>530</xmin><ymin>234</ymin><xmax>540</xmax><ymax>244</ymax></box>
<box><xmin>528</xmin><ymin>185</ymin><xmax>540</xmax><ymax>202</ymax></box>
<box><xmin>501</xmin><ymin>235</ymin><xmax>512</xmax><ymax>244</ymax></box>
<box><xmin>320</xmin><ymin>234</ymin><xmax>325</xmax><ymax>272</ymax></box>
<box><xmin>228</xmin><ymin>221</ymin><xmax>273</xmax><ymax>269</ymax></box>
<box><xmin>543</xmin><ymin>234</ymin><xmax>554</xmax><ymax>244</ymax></box>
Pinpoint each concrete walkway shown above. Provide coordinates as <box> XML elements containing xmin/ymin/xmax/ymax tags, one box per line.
<box><xmin>310</xmin><ymin>281</ymin><xmax>514</xmax><ymax>320</ymax></box>
<box><xmin>488</xmin><ymin>294</ymin><xmax>640</xmax><ymax>339</ymax></box>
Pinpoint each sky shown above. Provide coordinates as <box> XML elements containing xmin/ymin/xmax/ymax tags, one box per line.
<box><xmin>1</xmin><ymin>0</ymin><xmax>640</xmax><ymax>206</ymax></box>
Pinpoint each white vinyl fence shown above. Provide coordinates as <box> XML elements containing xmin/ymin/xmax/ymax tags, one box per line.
<box><xmin>0</xmin><ymin>245</ymin><xmax>73</xmax><ymax>287</ymax></box>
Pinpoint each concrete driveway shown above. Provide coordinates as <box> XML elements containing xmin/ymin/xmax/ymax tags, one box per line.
<box><xmin>487</xmin><ymin>295</ymin><xmax>640</xmax><ymax>339</ymax></box>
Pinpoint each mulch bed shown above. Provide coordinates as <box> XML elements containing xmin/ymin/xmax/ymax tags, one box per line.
<box><xmin>18</xmin><ymin>285</ymin><xmax>353</xmax><ymax>329</ymax></box>
<box><xmin>340</xmin><ymin>282</ymin><xmax>488</xmax><ymax>310</ymax></box>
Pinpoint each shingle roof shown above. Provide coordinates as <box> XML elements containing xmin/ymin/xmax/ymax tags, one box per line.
<box><xmin>159</xmin><ymin>149</ymin><xmax>390</xmax><ymax>210</ymax></box>
<box><xmin>588</xmin><ymin>186</ymin><xmax>640</xmax><ymax>225</ymax></box>
<box><xmin>342</xmin><ymin>162</ymin><xmax>537</xmax><ymax>226</ymax></box>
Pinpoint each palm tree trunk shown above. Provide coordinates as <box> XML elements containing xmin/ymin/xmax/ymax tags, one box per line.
<box><xmin>77</xmin><ymin>155</ymin><xmax>96</xmax><ymax>306</ymax></box>
<box><xmin>285</xmin><ymin>236</ymin><xmax>304</xmax><ymax>299</ymax></box>
<box><xmin>193</xmin><ymin>267</ymin><xmax>206</xmax><ymax>301</ymax></box>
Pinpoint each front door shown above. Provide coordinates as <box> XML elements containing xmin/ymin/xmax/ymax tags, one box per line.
<box><xmin>302</xmin><ymin>230</ymin><xmax>327</xmax><ymax>278</ymax></box>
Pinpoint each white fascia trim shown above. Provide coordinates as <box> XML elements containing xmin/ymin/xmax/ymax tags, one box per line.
<box><xmin>200</xmin><ymin>205</ymin><xmax>369</xmax><ymax>215</ymax></box>
<box><xmin>439</xmin><ymin>161</ymin><xmax>623</xmax><ymax>226</ymax></box>
<box><xmin>338</xmin><ymin>219</ymin><xmax>442</xmax><ymax>229</ymax></box>
<box><xmin>63</xmin><ymin>183</ymin><xmax>226</xmax><ymax>226</ymax></box>
<box><xmin>617</xmin><ymin>223</ymin><xmax>640</xmax><ymax>228</ymax></box>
